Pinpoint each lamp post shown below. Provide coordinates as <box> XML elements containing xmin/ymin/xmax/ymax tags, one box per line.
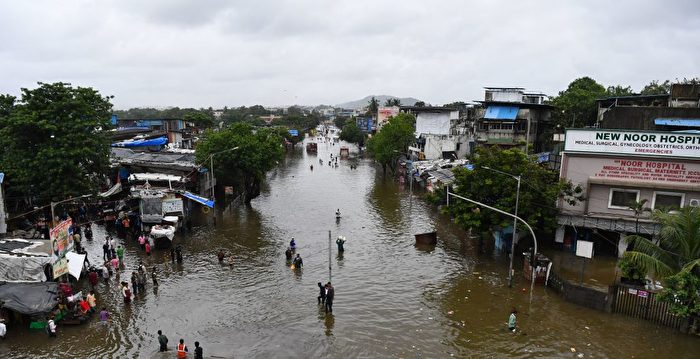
<box><xmin>482</xmin><ymin>166</ymin><xmax>521</xmax><ymax>288</ymax></box>
<box><xmin>445</xmin><ymin>187</ymin><xmax>537</xmax><ymax>302</ymax></box>
<box><xmin>204</xmin><ymin>146</ymin><xmax>240</xmax><ymax>199</ymax></box>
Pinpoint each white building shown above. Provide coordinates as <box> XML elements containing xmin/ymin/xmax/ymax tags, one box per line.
<box><xmin>401</xmin><ymin>106</ymin><xmax>471</xmax><ymax>160</ymax></box>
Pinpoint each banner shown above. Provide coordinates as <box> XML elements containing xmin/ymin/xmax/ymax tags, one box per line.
<box><xmin>162</xmin><ymin>198</ymin><xmax>184</xmax><ymax>214</ymax></box>
<box><xmin>565</xmin><ymin>129</ymin><xmax>700</xmax><ymax>159</ymax></box>
<box><xmin>52</xmin><ymin>258</ymin><xmax>69</xmax><ymax>278</ymax></box>
<box><xmin>50</xmin><ymin>218</ymin><xmax>73</xmax><ymax>264</ymax></box>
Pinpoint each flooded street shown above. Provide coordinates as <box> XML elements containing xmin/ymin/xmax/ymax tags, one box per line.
<box><xmin>2</xmin><ymin>140</ymin><xmax>699</xmax><ymax>359</ymax></box>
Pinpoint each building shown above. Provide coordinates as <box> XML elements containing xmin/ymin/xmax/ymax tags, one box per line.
<box><xmin>597</xmin><ymin>84</ymin><xmax>700</xmax><ymax>131</ymax></box>
<box><xmin>115</xmin><ymin>117</ymin><xmax>194</xmax><ymax>149</ymax></box>
<box><xmin>474</xmin><ymin>87</ymin><xmax>553</xmax><ymax>153</ymax></box>
<box><xmin>556</xmin><ymin>128</ymin><xmax>700</xmax><ymax>258</ymax></box>
<box><xmin>400</xmin><ymin>106</ymin><xmax>470</xmax><ymax>160</ymax></box>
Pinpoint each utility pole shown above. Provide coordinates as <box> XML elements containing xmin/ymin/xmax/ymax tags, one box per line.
<box><xmin>328</xmin><ymin>230</ymin><xmax>332</xmax><ymax>283</ymax></box>
<box><xmin>508</xmin><ymin>175</ymin><xmax>521</xmax><ymax>288</ymax></box>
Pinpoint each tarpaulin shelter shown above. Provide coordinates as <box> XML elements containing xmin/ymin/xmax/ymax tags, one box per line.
<box><xmin>0</xmin><ymin>281</ymin><xmax>58</xmax><ymax>316</ymax></box>
<box><xmin>183</xmin><ymin>191</ymin><xmax>214</xmax><ymax>208</ymax></box>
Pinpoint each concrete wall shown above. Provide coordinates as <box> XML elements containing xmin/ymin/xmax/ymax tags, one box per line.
<box><xmin>560</xmin><ymin>153</ymin><xmax>700</xmax><ymax>217</ymax></box>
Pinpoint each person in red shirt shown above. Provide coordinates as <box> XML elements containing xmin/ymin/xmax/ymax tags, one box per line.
<box><xmin>78</xmin><ymin>298</ymin><xmax>90</xmax><ymax>315</ymax></box>
<box><xmin>145</xmin><ymin>241</ymin><xmax>151</xmax><ymax>256</ymax></box>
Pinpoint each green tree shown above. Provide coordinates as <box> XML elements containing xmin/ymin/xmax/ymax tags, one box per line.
<box><xmin>0</xmin><ymin>82</ymin><xmax>113</xmax><ymax>203</ymax></box>
<box><xmin>549</xmin><ymin>77</ymin><xmax>606</xmax><ymax>128</ymax></box>
<box><xmin>366</xmin><ymin>113</ymin><xmax>415</xmax><ymax>176</ymax></box>
<box><xmin>657</xmin><ymin>271</ymin><xmax>700</xmax><ymax>319</ymax></box>
<box><xmin>414</xmin><ymin>101</ymin><xmax>426</xmax><ymax>107</ymax></box>
<box><xmin>195</xmin><ymin>123</ymin><xmax>284</xmax><ymax>204</ymax></box>
<box><xmin>640</xmin><ymin>80</ymin><xmax>672</xmax><ymax>95</ymax></box>
<box><xmin>367</xmin><ymin>96</ymin><xmax>379</xmax><ymax>118</ymax></box>
<box><xmin>623</xmin><ymin>207</ymin><xmax>700</xmax><ymax>278</ymax></box>
<box><xmin>339</xmin><ymin>122</ymin><xmax>366</xmax><ymax>149</ymax></box>
<box><xmin>443</xmin><ymin>147</ymin><xmax>584</xmax><ymax>235</ymax></box>
<box><xmin>384</xmin><ymin>98</ymin><xmax>401</xmax><ymax>107</ymax></box>
<box><xmin>629</xmin><ymin>199</ymin><xmax>651</xmax><ymax>234</ymax></box>
<box><xmin>334</xmin><ymin>116</ymin><xmax>349</xmax><ymax>129</ymax></box>
<box><xmin>184</xmin><ymin>111</ymin><xmax>214</xmax><ymax>128</ymax></box>
<box><xmin>605</xmin><ymin>85</ymin><xmax>635</xmax><ymax>97</ymax></box>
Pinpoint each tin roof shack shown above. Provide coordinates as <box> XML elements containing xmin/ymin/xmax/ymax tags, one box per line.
<box><xmin>116</xmin><ymin>117</ymin><xmax>194</xmax><ymax>149</ymax></box>
<box><xmin>597</xmin><ymin>84</ymin><xmax>700</xmax><ymax>131</ymax></box>
<box><xmin>0</xmin><ymin>238</ymin><xmax>52</xmax><ymax>282</ymax></box>
<box><xmin>556</xmin><ymin>128</ymin><xmax>700</xmax><ymax>259</ymax></box>
<box><xmin>111</xmin><ymin>148</ymin><xmax>199</xmax><ymax>192</ymax></box>
<box><xmin>400</xmin><ymin>106</ymin><xmax>470</xmax><ymax>160</ymax></box>
<box><xmin>474</xmin><ymin>87</ymin><xmax>552</xmax><ymax>153</ymax></box>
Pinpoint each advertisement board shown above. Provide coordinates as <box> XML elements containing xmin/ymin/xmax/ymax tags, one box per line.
<box><xmin>50</xmin><ymin>218</ymin><xmax>73</xmax><ymax>263</ymax></box>
<box><xmin>565</xmin><ymin>129</ymin><xmax>700</xmax><ymax>159</ymax></box>
<box><xmin>52</xmin><ymin>257</ymin><xmax>69</xmax><ymax>278</ymax></box>
<box><xmin>377</xmin><ymin>107</ymin><xmax>399</xmax><ymax>127</ymax></box>
<box><xmin>162</xmin><ymin>198</ymin><xmax>184</xmax><ymax>215</ymax></box>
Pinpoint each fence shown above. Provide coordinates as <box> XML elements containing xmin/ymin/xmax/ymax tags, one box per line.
<box><xmin>546</xmin><ymin>270</ymin><xmax>687</xmax><ymax>331</ymax></box>
<box><xmin>610</xmin><ymin>284</ymin><xmax>684</xmax><ymax>330</ymax></box>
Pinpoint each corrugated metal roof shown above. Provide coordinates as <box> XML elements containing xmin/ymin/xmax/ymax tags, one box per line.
<box><xmin>654</xmin><ymin>118</ymin><xmax>700</xmax><ymax>127</ymax></box>
<box><xmin>484</xmin><ymin>106</ymin><xmax>519</xmax><ymax>120</ymax></box>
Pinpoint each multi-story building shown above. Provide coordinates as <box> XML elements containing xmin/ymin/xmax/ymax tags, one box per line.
<box><xmin>400</xmin><ymin>106</ymin><xmax>471</xmax><ymax>160</ymax></box>
<box><xmin>556</xmin><ymin>128</ymin><xmax>700</xmax><ymax>257</ymax></box>
<box><xmin>474</xmin><ymin>87</ymin><xmax>553</xmax><ymax>153</ymax></box>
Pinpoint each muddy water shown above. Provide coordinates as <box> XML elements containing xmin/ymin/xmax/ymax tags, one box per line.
<box><xmin>1</xmin><ymin>140</ymin><xmax>699</xmax><ymax>358</ymax></box>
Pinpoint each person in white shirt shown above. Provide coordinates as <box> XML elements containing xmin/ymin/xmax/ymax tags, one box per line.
<box><xmin>46</xmin><ymin>317</ymin><xmax>57</xmax><ymax>337</ymax></box>
<box><xmin>0</xmin><ymin>320</ymin><xmax>7</xmax><ymax>339</ymax></box>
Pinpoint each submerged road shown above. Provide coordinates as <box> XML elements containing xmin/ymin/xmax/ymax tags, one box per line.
<box><xmin>2</xmin><ymin>139</ymin><xmax>699</xmax><ymax>358</ymax></box>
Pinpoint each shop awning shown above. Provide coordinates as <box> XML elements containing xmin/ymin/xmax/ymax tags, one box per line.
<box><xmin>484</xmin><ymin>106</ymin><xmax>519</xmax><ymax>120</ymax></box>
<box><xmin>98</xmin><ymin>182</ymin><xmax>122</xmax><ymax>198</ymax></box>
<box><xmin>183</xmin><ymin>191</ymin><xmax>214</xmax><ymax>208</ymax></box>
<box><xmin>654</xmin><ymin>118</ymin><xmax>700</xmax><ymax>127</ymax></box>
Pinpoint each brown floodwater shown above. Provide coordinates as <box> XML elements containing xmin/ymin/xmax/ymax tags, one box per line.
<box><xmin>1</xmin><ymin>139</ymin><xmax>698</xmax><ymax>358</ymax></box>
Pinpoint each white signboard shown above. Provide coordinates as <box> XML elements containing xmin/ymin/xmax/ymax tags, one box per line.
<box><xmin>565</xmin><ymin>129</ymin><xmax>700</xmax><ymax>159</ymax></box>
<box><xmin>576</xmin><ymin>240</ymin><xmax>594</xmax><ymax>259</ymax></box>
<box><xmin>162</xmin><ymin>198</ymin><xmax>184</xmax><ymax>215</ymax></box>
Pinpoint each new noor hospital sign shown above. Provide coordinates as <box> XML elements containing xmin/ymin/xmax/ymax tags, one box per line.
<box><xmin>564</xmin><ymin>129</ymin><xmax>700</xmax><ymax>159</ymax></box>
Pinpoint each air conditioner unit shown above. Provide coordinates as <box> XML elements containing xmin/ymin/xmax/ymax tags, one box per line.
<box><xmin>689</xmin><ymin>199</ymin><xmax>700</xmax><ymax>208</ymax></box>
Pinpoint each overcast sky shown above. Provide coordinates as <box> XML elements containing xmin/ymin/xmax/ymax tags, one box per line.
<box><xmin>1</xmin><ymin>0</ymin><xmax>698</xmax><ymax>109</ymax></box>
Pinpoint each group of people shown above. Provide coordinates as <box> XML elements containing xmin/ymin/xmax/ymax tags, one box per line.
<box><xmin>157</xmin><ymin>330</ymin><xmax>204</xmax><ymax>359</ymax></box>
<box><xmin>44</xmin><ymin>289</ymin><xmax>103</xmax><ymax>337</ymax></box>
<box><xmin>285</xmin><ymin>238</ymin><xmax>304</xmax><ymax>269</ymax></box>
<box><xmin>317</xmin><ymin>282</ymin><xmax>335</xmax><ymax>313</ymax></box>
<box><xmin>120</xmin><ymin>262</ymin><xmax>158</xmax><ymax>303</ymax></box>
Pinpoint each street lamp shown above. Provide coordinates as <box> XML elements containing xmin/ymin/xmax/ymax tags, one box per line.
<box><xmin>482</xmin><ymin>166</ymin><xmax>521</xmax><ymax>288</ymax></box>
<box><xmin>445</xmin><ymin>187</ymin><xmax>537</xmax><ymax>302</ymax></box>
<box><xmin>204</xmin><ymin>146</ymin><xmax>240</xmax><ymax>199</ymax></box>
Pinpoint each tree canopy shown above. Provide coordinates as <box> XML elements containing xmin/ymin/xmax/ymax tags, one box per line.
<box><xmin>366</xmin><ymin>113</ymin><xmax>415</xmax><ymax>175</ymax></box>
<box><xmin>339</xmin><ymin>121</ymin><xmax>366</xmax><ymax>148</ymax></box>
<box><xmin>195</xmin><ymin>122</ymin><xmax>284</xmax><ymax>204</ymax></box>
<box><xmin>0</xmin><ymin>82</ymin><xmax>113</xmax><ymax>204</ymax></box>
<box><xmin>384</xmin><ymin>98</ymin><xmax>401</xmax><ymax>107</ymax></box>
<box><xmin>366</xmin><ymin>97</ymin><xmax>379</xmax><ymax>118</ymax></box>
<box><xmin>184</xmin><ymin>111</ymin><xmax>215</xmax><ymax>128</ymax></box>
<box><xmin>443</xmin><ymin>147</ymin><xmax>584</xmax><ymax>235</ymax></box>
<box><xmin>548</xmin><ymin>77</ymin><xmax>606</xmax><ymax>128</ymax></box>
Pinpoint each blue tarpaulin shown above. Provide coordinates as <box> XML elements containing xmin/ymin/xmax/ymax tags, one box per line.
<box><xmin>112</xmin><ymin>136</ymin><xmax>168</xmax><ymax>148</ymax></box>
<box><xmin>484</xmin><ymin>106</ymin><xmax>519</xmax><ymax>120</ymax></box>
<box><xmin>289</xmin><ymin>129</ymin><xmax>299</xmax><ymax>136</ymax></box>
<box><xmin>183</xmin><ymin>191</ymin><xmax>214</xmax><ymax>208</ymax></box>
<box><xmin>654</xmin><ymin>118</ymin><xmax>700</xmax><ymax>127</ymax></box>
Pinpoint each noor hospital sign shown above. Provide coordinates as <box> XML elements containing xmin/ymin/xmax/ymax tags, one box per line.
<box><xmin>564</xmin><ymin>129</ymin><xmax>700</xmax><ymax>159</ymax></box>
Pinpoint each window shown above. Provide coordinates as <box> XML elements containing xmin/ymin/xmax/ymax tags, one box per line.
<box><xmin>501</xmin><ymin>123</ymin><xmax>513</xmax><ymax>130</ymax></box>
<box><xmin>608</xmin><ymin>188</ymin><xmax>639</xmax><ymax>209</ymax></box>
<box><xmin>479</xmin><ymin>122</ymin><xmax>489</xmax><ymax>131</ymax></box>
<box><xmin>652</xmin><ymin>191</ymin><xmax>684</xmax><ymax>211</ymax></box>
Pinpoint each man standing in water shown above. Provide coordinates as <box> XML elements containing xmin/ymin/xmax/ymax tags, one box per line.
<box><xmin>194</xmin><ymin>341</ymin><xmax>203</xmax><ymax>359</ymax></box>
<box><xmin>325</xmin><ymin>282</ymin><xmax>334</xmax><ymax>313</ymax></box>
<box><xmin>336</xmin><ymin>236</ymin><xmax>345</xmax><ymax>252</ymax></box>
<box><xmin>293</xmin><ymin>253</ymin><xmax>303</xmax><ymax>269</ymax></box>
<box><xmin>157</xmin><ymin>330</ymin><xmax>168</xmax><ymax>351</ymax></box>
<box><xmin>508</xmin><ymin>308</ymin><xmax>517</xmax><ymax>333</ymax></box>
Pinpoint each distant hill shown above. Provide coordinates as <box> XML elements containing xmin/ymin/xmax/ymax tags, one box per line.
<box><xmin>335</xmin><ymin>95</ymin><xmax>421</xmax><ymax>110</ymax></box>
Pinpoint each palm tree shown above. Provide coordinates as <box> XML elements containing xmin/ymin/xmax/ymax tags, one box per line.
<box><xmin>367</xmin><ymin>97</ymin><xmax>379</xmax><ymax>119</ymax></box>
<box><xmin>623</xmin><ymin>206</ymin><xmax>700</xmax><ymax>278</ymax></box>
<box><xmin>629</xmin><ymin>199</ymin><xmax>650</xmax><ymax>234</ymax></box>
